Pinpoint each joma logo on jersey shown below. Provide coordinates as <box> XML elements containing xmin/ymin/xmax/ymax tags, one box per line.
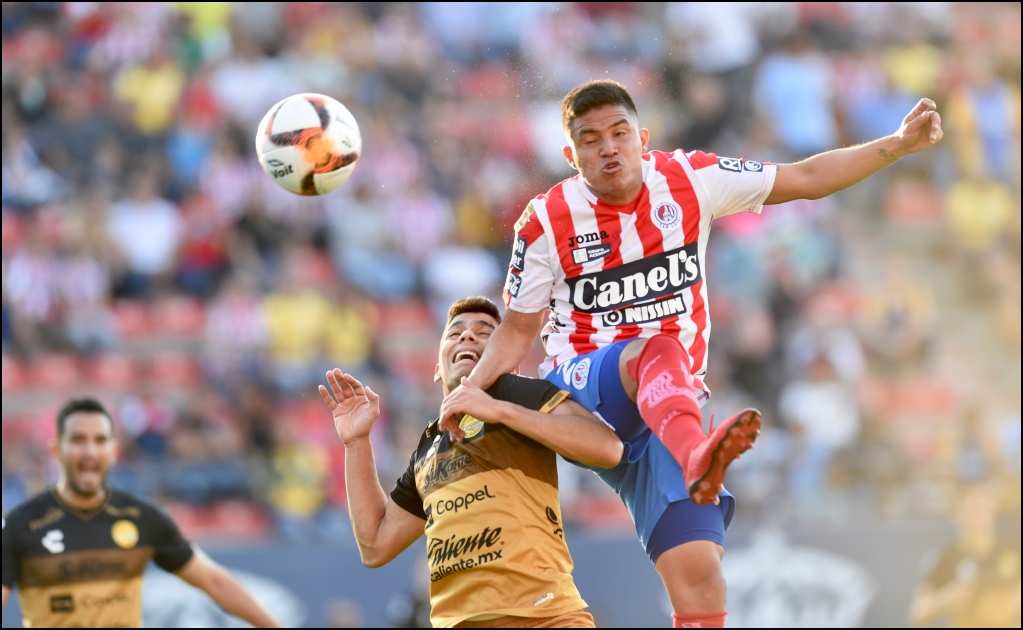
<box><xmin>568</xmin><ymin>230</ymin><xmax>609</xmax><ymax>248</ymax></box>
<box><xmin>567</xmin><ymin>243</ymin><xmax>701</xmax><ymax>314</ymax></box>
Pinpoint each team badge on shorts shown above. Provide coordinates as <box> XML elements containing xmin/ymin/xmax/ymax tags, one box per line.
<box><xmin>652</xmin><ymin>201</ymin><xmax>682</xmax><ymax>230</ymax></box>
<box><xmin>743</xmin><ymin>160</ymin><xmax>763</xmax><ymax>172</ymax></box>
<box><xmin>570</xmin><ymin>358</ymin><xmax>591</xmax><ymax>390</ymax></box>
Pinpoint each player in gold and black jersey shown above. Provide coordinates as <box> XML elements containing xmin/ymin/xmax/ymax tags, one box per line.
<box><xmin>1</xmin><ymin>398</ymin><xmax>278</xmax><ymax>629</ymax></box>
<box><xmin>318</xmin><ymin>296</ymin><xmax>624</xmax><ymax>629</ymax></box>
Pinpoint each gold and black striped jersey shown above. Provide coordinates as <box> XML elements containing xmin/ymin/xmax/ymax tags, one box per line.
<box><xmin>390</xmin><ymin>374</ymin><xmax>586</xmax><ymax>628</ymax></box>
<box><xmin>2</xmin><ymin>488</ymin><xmax>194</xmax><ymax>628</ymax></box>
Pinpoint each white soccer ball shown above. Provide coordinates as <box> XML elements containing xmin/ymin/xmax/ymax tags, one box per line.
<box><xmin>255</xmin><ymin>93</ymin><xmax>361</xmax><ymax>196</ymax></box>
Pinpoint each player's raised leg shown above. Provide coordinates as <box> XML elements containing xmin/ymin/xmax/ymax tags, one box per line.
<box><xmin>619</xmin><ymin>335</ymin><xmax>761</xmax><ymax>505</ymax></box>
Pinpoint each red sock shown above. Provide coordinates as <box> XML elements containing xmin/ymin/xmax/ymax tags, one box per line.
<box><xmin>673</xmin><ymin>611</ymin><xmax>727</xmax><ymax>628</ymax></box>
<box><xmin>627</xmin><ymin>334</ymin><xmax>705</xmax><ymax>472</ymax></box>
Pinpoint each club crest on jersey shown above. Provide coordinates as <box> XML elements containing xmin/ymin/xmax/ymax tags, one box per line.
<box><xmin>570</xmin><ymin>359</ymin><xmax>591</xmax><ymax>390</ymax></box>
<box><xmin>112</xmin><ymin>520</ymin><xmax>140</xmax><ymax>550</ymax></box>
<box><xmin>652</xmin><ymin>201</ymin><xmax>682</xmax><ymax>230</ymax></box>
<box><xmin>718</xmin><ymin>157</ymin><xmax>741</xmax><ymax>172</ymax></box>
<box><xmin>458</xmin><ymin>415</ymin><xmax>485</xmax><ymax>440</ymax></box>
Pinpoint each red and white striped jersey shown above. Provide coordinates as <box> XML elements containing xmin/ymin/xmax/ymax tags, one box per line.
<box><xmin>503</xmin><ymin>149</ymin><xmax>776</xmax><ymax>394</ymax></box>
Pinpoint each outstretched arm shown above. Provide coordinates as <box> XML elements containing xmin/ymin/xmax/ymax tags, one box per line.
<box><xmin>766</xmin><ymin>98</ymin><xmax>943</xmax><ymax>205</ymax></box>
<box><xmin>319</xmin><ymin>370</ymin><xmax>426</xmax><ymax>568</ymax></box>
<box><xmin>441</xmin><ymin>378</ymin><xmax>624</xmax><ymax>467</ymax></box>
<box><xmin>175</xmin><ymin>549</ymin><xmax>279</xmax><ymax>628</ymax></box>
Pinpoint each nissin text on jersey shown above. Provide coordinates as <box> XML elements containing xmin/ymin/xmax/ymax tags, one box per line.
<box><xmin>566</xmin><ymin>242</ymin><xmax>701</xmax><ymax>315</ymax></box>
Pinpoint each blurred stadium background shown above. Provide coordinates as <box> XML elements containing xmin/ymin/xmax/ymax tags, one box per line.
<box><xmin>1</xmin><ymin>2</ymin><xmax>1019</xmax><ymax>628</ymax></box>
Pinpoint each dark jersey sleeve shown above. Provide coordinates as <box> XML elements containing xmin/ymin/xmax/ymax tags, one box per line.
<box><xmin>488</xmin><ymin>374</ymin><xmax>570</xmax><ymax>413</ymax></box>
<box><xmin>145</xmin><ymin>504</ymin><xmax>195</xmax><ymax>573</ymax></box>
<box><xmin>2</xmin><ymin>517</ymin><xmax>19</xmax><ymax>589</ymax></box>
<box><xmin>390</xmin><ymin>450</ymin><xmax>427</xmax><ymax>521</ymax></box>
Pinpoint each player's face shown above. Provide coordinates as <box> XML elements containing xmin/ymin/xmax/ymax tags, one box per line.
<box><xmin>54</xmin><ymin>412</ymin><xmax>118</xmax><ymax>498</ymax></box>
<box><xmin>564</xmin><ymin>104</ymin><xmax>650</xmax><ymax>205</ymax></box>
<box><xmin>436</xmin><ymin>312</ymin><xmax>498</xmax><ymax>393</ymax></box>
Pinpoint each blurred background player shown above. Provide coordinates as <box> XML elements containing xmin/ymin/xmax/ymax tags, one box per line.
<box><xmin>318</xmin><ymin>296</ymin><xmax>622</xmax><ymax>628</ymax></box>
<box><xmin>441</xmin><ymin>80</ymin><xmax>943</xmax><ymax>628</ymax></box>
<box><xmin>0</xmin><ymin>398</ymin><xmax>278</xmax><ymax>628</ymax></box>
<box><xmin>910</xmin><ymin>480</ymin><xmax>1021</xmax><ymax>628</ymax></box>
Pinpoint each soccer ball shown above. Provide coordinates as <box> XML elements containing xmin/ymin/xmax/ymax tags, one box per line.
<box><xmin>255</xmin><ymin>93</ymin><xmax>361</xmax><ymax>196</ymax></box>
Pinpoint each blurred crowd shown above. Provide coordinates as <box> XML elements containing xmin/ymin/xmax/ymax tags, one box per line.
<box><xmin>1</xmin><ymin>2</ymin><xmax>1020</xmax><ymax>544</ymax></box>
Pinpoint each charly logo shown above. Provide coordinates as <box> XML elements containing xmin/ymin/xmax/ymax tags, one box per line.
<box><xmin>571</xmin><ymin>359</ymin><xmax>591</xmax><ymax>390</ymax></box>
<box><xmin>111</xmin><ymin>520</ymin><xmax>139</xmax><ymax>550</ymax></box>
<box><xmin>546</xmin><ymin>506</ymin><xmax>564</xmax><ymax>539</ymax></box>
<box><xmin>458</xmin><ymin>415</ymin><xmax>484</xmax><ymax>440</ymax></box>
<box><xmin>652</xmin><ymin>201</ymin><xmax>682</xmax><ymax>230</ymax></box>
<box><xmin>42</xmin><ymin>529</ymin><xmax>65</xmax><ymax>554</ymax></box>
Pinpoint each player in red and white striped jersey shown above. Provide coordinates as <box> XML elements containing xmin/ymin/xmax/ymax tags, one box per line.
<box><xmin>440</xmin><ymin>80</ymin><xmax>943</xmax><ymax>628</ymax></box>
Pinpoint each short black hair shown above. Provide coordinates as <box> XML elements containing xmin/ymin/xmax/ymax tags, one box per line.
<box><xmin>446</xmin><ymin>296</ymin><xmax>502</xmax><ymax>328</ymax></box>
<box><xmin>56</xmin><ymin>397</ymin><xmax>114</xmax><ymax>438</ymax></box>
<box><xmin>562</xmin><ymin>80</ymin><xmax>638</xmax><ymax>133</ymax></box>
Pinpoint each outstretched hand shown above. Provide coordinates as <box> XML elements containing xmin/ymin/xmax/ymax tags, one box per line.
<box><xmin>893</xmin><ymin>98</ymin><xmax>943</xmax><ymax>156</ymax></box>
<box><xmin>318</xmin><ymin>369</ymin><xmax>381</xmax><ymax>445</ymax></box>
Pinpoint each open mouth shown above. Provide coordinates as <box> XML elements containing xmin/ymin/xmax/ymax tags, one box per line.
<box><xmin>602</xmin><ymin>160</ymin><xmax>622</xmax><ymax>174</ymax></box>
<box><xmin>77</xmin><ymin>462</ymin><xmax>102</xmax><ymax>484</ymax></box>
<box><xmin>452</xmin><ymin>349</ymin><xmax>480</xmax><ymax>367</ymax></box>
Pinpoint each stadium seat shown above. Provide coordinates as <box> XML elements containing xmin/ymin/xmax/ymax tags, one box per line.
<box><xmin>1</xmin><ymin>354</ymin><xmax>27</xmax><ymax>393</ymax></box>
<box><xmin>1</xmin><ymin>214</ymin><xmax>25</xmax><ymax>251</ymax></box>
<box><xmin>112</xmin><ymin>300</ymin><xmax>151</xmax><ymax>339</ymax></box>
<box><xmin>29</xmin><ymin>354</ymin><xmax>80</xmax><ymax>391</ymax></box>
<box><xmin>87</xmin><ymin>354</ymin><xmax>138</xmax><ymax>392</ymax></box>
<box><xmin>148</xmin><ymin>353</ymin><xmax>203</xmax><ymax>389</ymax></box>
<box><xmin>150</xmin><ymin>296</ymin><xmax>206</xmax><ymax>337</ymax></box>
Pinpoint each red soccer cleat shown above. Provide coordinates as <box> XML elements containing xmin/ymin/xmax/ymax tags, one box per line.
<box><xmin>686</xmin><ymin>408</ymin><xmax>762</xmax><ymax>506</ymax></box>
